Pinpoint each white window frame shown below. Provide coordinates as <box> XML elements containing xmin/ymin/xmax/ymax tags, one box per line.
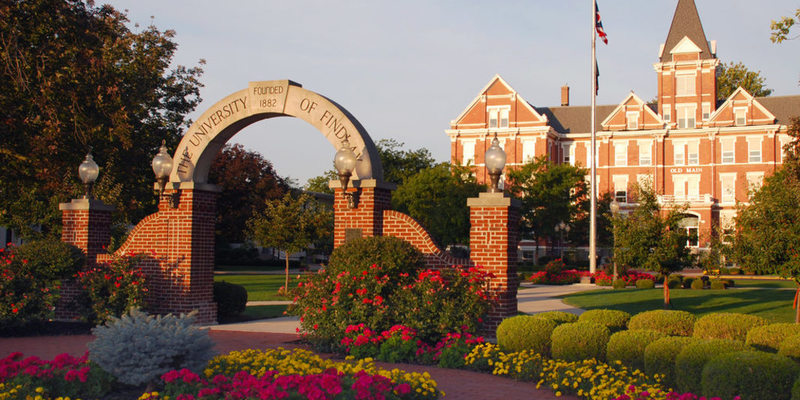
<box><xmin>720</xmin><ymin>173</ymin><xmax>737</xmax><ymax>204</ymax></box>
<box><xmin>687</xmin><ymin>140</ymin><xmax>699</xmax><ymax>165</ymax></box>
<box><xmin>626</xmin><ymin>111</ymin><xmax>639</xmax><ymax>130</ymax></box>
<box><xmin>488</xmin><ymin>106</ymin><xmax>510</xmax><ymax>129</ymax></box>
<box><xmin>676</xmin><ymin>72</ymin><xmax>696</xmax><ymax>97</ymax></box>
<box><xmin>615</xmin><ymin>141</ymin><xmax>628</xmax><ymax>166</ymax></box>
<box><xmin>638</xmin><ymin>140</ymin><xmax>653</xmax><ymax>166</ymax></box>
<box><xmin>747</xmin><ymin>137</ymin><xmax>762</xmax><ymax>163</ymax></box>
<box><xmin>673</xmin><ymin>175</ymin><xmax>688</xmax><ymax>200</ymax></box>
<box><xmin>462</xmin><ymin>139</ymin><xmax>476</xmax><ymax>166</ymax></box>
<box><xmin>488</xmin><ymin>109</ymin><xmax>498</xmax><ymax>128</ymax></box>
<box><xmin>500</xmin><ymin>108</ymin><xmax>509</xmax><ymax>128</ymax></box>
<box><xmin>663</xmin><ymin>105</ymin><xmax>671</xmax><ymax>123</ymax></box>
<box><xmin>676</xmin><ymin>104</ymin><xmax>696</xmax><ymax>129</ymax></box>
<box><xmin>562</xmin><ymin>143</ymin><xmax>575</xmax><ymax>166</ymax></box>
<box><xmin>781</xmin><ymin>136</ymin><xmax>791</xmax><ymax>163</ymax></box>
<box><xmin>673</xmin><ymin>140</ymin><xmax>686</xmax><ymax>166</ymax></box>
<box><xmin>613</xmin><ymin>175</ymin><xmax>629</xmax><ymax>203</ymax></box>
<box><xmin>687</xmin><ymin>175</ymin><xmax>700</xmax><ymax>200</ymax></box>
<box><xmin>702</xmin><ymin>102</ymin><xmax>711</xmax><ymax>121</ymax></box>
<box><xmin>521</xmin><ymin>139</ymin><xmax>536</xmax><ymax>163</ymax></box>
<box><xmin>746</xmin><ymin>171</ymin><xmax>765</xmax><ymax>193</ymax></box>
<box><xmin>721</xmin><ymin>137</ymin><xmax>736</xmax><ymax>164</ymax></box>
<box><xmin>734</xmin><ymin>107</ymin><xmax>747</xmax><ymax>126</ymax></box>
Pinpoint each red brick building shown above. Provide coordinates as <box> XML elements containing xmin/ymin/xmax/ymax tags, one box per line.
<box><xmin>447</xmin><ymin>0</ymin><xmax>800</xmax><ymax>254</ymax></box>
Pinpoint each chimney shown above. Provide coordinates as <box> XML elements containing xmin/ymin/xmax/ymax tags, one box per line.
<box><xmin>561</xmin><ymin>85</ymin><xmax>570</xmax><ymax>106</ymax></box>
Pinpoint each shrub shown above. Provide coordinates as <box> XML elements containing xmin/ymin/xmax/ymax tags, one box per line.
<box><xmin>628</xmin><ymin>310</ymin><xmax>695</xmax><ymax>337</ymax></box>
<box><xmin>528</xmin><ymin>269</ymin><xmax>582</xmax><ymax>285</ymax></box>
<box><xmin>723</xmin><ymin>279</ymin><xmax>735</xmax><ymax>287</ymax></box>
<box><xmin>213</xmin><ymin>281</ymin><xmax>248</xmax><ymax>320</ymax></box>
<box><xmin>778</xmin><ymin>333</ymin><xmax>800</xmax><ymax>362</ymax></box>
<box><xmin>551</xmin><ymin>321</ymin><xmax>610</xmax><ymax>362</ymax></box>
<box><xmin>578</xmin><ymin>309</ymin><xmax>631</xmax><ymax>333</ymax></box>
<box><xmin>643</xmin><ymin>336</ymin><xmax>699</xmax><ymax>388</ymax></box>
<box><xmin>326</xmin><ymin>236</ymin><xmax>423</xmax><ymax>277</ymax></box>
<box><xmin>76</xmin><ymin>254</ymin><xmax>149</xmax><ymax>324</ymax></box>
<box><xmin>544</xmin><ymin>258</ymin><xmax>566</xmax><ymax>275</ymax></box>
<box><xmin>606</xmin><ymin>329</ymin><xmax>666</xmax><ymax>371</ymax></box>
<box><xmin>682</xmin><ymin>277</ymin><xmax>694</xmax><ymax>289</ymax></box>
<box><xmin>666</xmin><ymin>276</ymin><xmax>682</xmax><ymax>289</ymax></box>
<box><xmin>11</xmin><ymin>239</ymin><xmax>85</xmax><ymax>280</ymax></box>
<box><xmin>612</xmin><ymin>279</ymin><xmax>627</xmax><ymax>289</ymax></box>
<box><xmin>88</xmin><ymin>309</ymin><xmax>215</xmax><ymax>386</ymax></box>
<box><xmin>534</xmin><ymin>311</ymin><xmax>578</xmax><ymax>325</ymax></box>
<box><xmin>702</xmin><ymin>350</ymin><xmax>799</xmax><ymax>400</ymax></box>
<box><xmin>709</xmin><ymin>280</ymin><xmax>726</xmax><ymax>290</ymax></box>
<box><xmin>746</xmin><ymin>323</ymin><xmax>800</xmax><ymax>352</ymax></box>
<box><xmin>635</xmin><ymin>279</ymin><xmax>655</xmax><ymax>289</ymax></box>
<box><xmin>674</xmin><ymin>339</ymin><xmax>751</xmax><ymax>394</ymax></box>
<box><xmin>496</xmin><ymin>315</ymin><xmax>557</xmax><ymax>356</ymax></box>
<box><xmin>729</xmin><ymin>268</ymin><xmax>742</xmax><ymax>275</ymax></box>
<box><xmin>693</xmin><ymin>312</ymin><xmax>768</xmax><ymax>342</ymax></box>
<box><xmin>690</xmin><ymin>279</ymin><xmax>704</xmax><ymax>290</ymax></box>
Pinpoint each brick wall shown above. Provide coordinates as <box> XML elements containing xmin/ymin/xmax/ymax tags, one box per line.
<box><xmin>382</xmin><ymin>210</ymin><xmax>470</xmax><ymax>268</ymax></box>
<box><xmin>332</xmin><ymin>180</ymin><xmax>393</xmax><ymax>248</ymax></box>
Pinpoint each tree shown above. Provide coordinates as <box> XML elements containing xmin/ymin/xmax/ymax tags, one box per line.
<box><xmin>505</xmin><ymin>156</ymin><xmax>588</xmax><ymax>262</ymax></box>
<box><xmin>717</xmin><ymin>61</ymin><xmax>773</xmax><ymax>99</ymax></box>
<box><xmin>0</xmin><ymin>0</ymin><xmax>203</xmax><ymax>239</ymax></box>
<box><xmin>247</xmin><ymin>193</ymin><xmax>332</xmax><ymax>292</ymax></box>
<box><xmin>208</xmin><ymin>144</ymin><xmax>289</xmax><ymax>243</ymax></box>
<box><xmin>304</xmin><ymin>169</ymin><xmax>337</xmax><ymax>195</ymax></box>
<box><xmin>376</xmin><ymin>139</ymin><xmax>436</xmax><ymax>185</ymax></box>
<box><xmin>611</xmin><ymin>184</ymin><xmax>692</xmax><ymax>308</ymax></box>
<box><xmin>771</xmin><ymin>9</ymin><xmax>800</xmax><ymax>43</ymax></box>
<box><xmin>392</xmin><ymin>163</ymin><xmax>483</xmax><ymax>248</ymax></box>
<box><xmin>568</xmin><ymin>191</ymin><xmax>614</xmax><ymax>251</ymax></box>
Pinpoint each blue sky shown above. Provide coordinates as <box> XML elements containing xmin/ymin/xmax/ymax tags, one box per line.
<box><xmin>108</xmin><ymin>0</ymin><xmax>800</xmax><ymax>185</ymax></box>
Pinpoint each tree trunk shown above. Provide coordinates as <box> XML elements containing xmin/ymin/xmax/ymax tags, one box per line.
<box><xmin>285</xmin><ymin>252</ymin><xmax>290</xmax><ymax>297</ymax></box>
<box><xmin>795</xmin><ymin>285</ymin><xmax>800</xmax><ymax>324</ymax></box>
<box><xmin>663</xmin><ymin>273</ymin><xmax>671</xmax><ymax>309</ymax></box>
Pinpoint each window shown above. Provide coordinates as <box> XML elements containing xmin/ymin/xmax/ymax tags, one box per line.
<box><xmin>586</xmin><ymin>143</ymin><xmax>600</xmax><ymax>168</ymax></box>
<box><xmin>613</xmin><ymin>175</ymin><xmax>628</xmax><ymax>203</ymax></box>
<box><xmin>720</xmin><ymin>173</ymin><xmax>736</xmax><ymax>203</ymax></box>
<box><xmin>663</xmin><ymin>105</ymin><xmax>671</xmax><ymax>123</ymax></box>
<box><xmin>734</xmin><ymin>107</ymin><xmax>747</xmax><ymax>126</ymax></box>
<box><xmin>721</xmin><ymin>138</ymin><xmax>736</xmax><ymax>164</ymax></box>
<box><xmin>702</xmin><ymin>103</ymin><xmax>711</xmax><ymax>121</ymax></box>
<box><xmin>676</xmin><ymin>73</ymin><xmax>696</xmax><ymax>96</ymax></box>
<box><xmin>615</xmin><ymin>141</ymin><xmax>628</xmax><ymax>166</ymax></box>
<box><xmin>747</xmin><ymin>137</ymin><xmax>762</xmax><ymax>163</ymax></box>
<box><xmin>673</xmin><ymin>140</ymin><xmax>685</xmax><ymax>165</ymax></box>
<box><xmin>720</xmin><ymin>210</ymin><xmax>736</xmax><ymax>243</ymax></box>
<box><xmin>687</xmin><ymin>140</ymin><xmax>699</xmax><ymax>165</ymax></box>
<box><xmin>746</xmin><ymin>172</ymin><xmax>764</xmax><ymax>193</ymax></box>
<box><xmin>687</xmin><ymin>175</ymin><xmax>700</xmax><ymax>199</ymax></box>
<box><xmin>488</xmin><ymin>109</ymin><xmax>498</xmax><ymax>128</ymax></box>
<box><xmin>522</xmin><ymin>140</ymin><xmax>535</xmax><ymax>162</ymax></box>
<box><xmin>499</xmin><ymin>109</ymin><xmax>509</xmax><ymax>128</ymax></box>
<box><xmin>488</xmin><ymin>107</ymin><xmax>509</xmax><ymax>129</ymax></box>
<box><xmin>673</xmin><ymin>175</ymin><xmax>687</xmax><ymax>199</ymax></box>
<box><xmin>626</xmin><ymin>111</ymin><xmax>639</xmax><ymax>130</ymax></box>
<box><xmin>781</xmin><ymin>136</ymin><xmax>791</xmax><ymax>162</ymax></box>
<box><xmin>638</xmin><ymin>140</ymin><xmax>652</xmax><ymax>166</ymax></box>
<box><xmin>562</xmin><ymin>143</ymin><xmax>575</xmax><ymax>165</ymax></box>
<box><xmin>462</xmin><ymin>140</ymin><xmax>475</xmax><ymax>166</ymax></box>
<box><xmin>676</xmin><ymin>104</ymin><xmax>696</xmax><ymax>129</ymax></box>
<box><xmin>679</xmin><ymin>215</ymin><xmax>700</xmax><ymax>247</ymax></box>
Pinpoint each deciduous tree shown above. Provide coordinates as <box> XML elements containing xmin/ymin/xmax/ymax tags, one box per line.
<box><xmin>376</xmin><ymin>139</ymin><xmax>436</xmax><ymax>185</ymax></box>
<box><xmin>771</xmin><ymin>9</ymin><xmax>800</xmax><ymax>43</ymax></box>
<box><xmin>717</xmin><ymin>61</ymin><xmax>772</xmax><ymax>99</ymax></box>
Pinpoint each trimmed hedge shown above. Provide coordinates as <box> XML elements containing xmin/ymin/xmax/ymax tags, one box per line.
<box><xmin>644</xmin><ymin>336</ymin><xmax>700</xmax><ymax>389</ymax></box>
<box><xmin>551</xmin><ymin>321</ymin><xmax>610</xmax><ymax>362</ymax></box>
<box><xmin>746</xmin><ymin>323</ymin><xmax>800</xmax><ymax>352</ymax></box>
<box><xmin>709</xmin><ymin>280</ymin><xmax>726</xmax><ymax>290</ymax></box>
<box><xmin>778</xmin><ymin>334</ymin><xmax>800</xmax><ymax>362</ymax></box>
<box><xmin>628</xmin><ymin>310</ymin><xmax>695</xmax><ymax>337</ymax></box>
<box><xmin>701</xmin><ymin>351</ymin><xmax>799</xmax><ymax>400</ymax></box>
<box><xmin>693</xmin><ymin>313</ymin><xmax>768</xmax><ymax>342</ymax></box>
<box><xmin>635</xmin><ymin>279</ymin><xmax>655</xmax><ymax>289</ymax></box>
<box><xmin>666</xmin><ymin>276</ymin><xmax>682</xmax><ymax>289</ymax></box>
<box><xmin>690</xmin><ymin>279</ymin><xmax>704</xmax><ymax>290</ymax></box>
<box><xmin>327</xmin><ymin>236</ymin><xmax>424</xmax><ymax>276</ymax></box>
<box><xmin>213</xmin><ymin>281</ymin><xmax>248</xmax><ymax>320</ymax></box>
<box><xmin>496</xmin><ymin>315</ymin><xmax>557</xmax><ymax>356</ymax></box>
<box><xmin>612</xmin><ymin>279</ymin><xmax>627</xmax><ymax>289</ymax></box>
<box><xmin>534</xmin><ymin>311</ymin><xmax>578</xmax><ymax>325</ymax></box>
<box><xmin>606</xmin><ymin>329</ymin><xmax>666</xmax><ymax>372</ymax></box>
<box><xmin>675</xmin><ymin>339</ymin><xmax>751</xmax><ymax>394</ymax></box>
<box><xmin>578</xmin><ymin>309</ymin><xmax>631</xmax><ymax>333</ymax></box>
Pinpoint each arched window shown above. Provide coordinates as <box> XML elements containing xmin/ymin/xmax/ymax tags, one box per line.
<box><xmin>679</xmin><ymin>214</ymin><xmax>700</xmax><ymax>247</ymax></box>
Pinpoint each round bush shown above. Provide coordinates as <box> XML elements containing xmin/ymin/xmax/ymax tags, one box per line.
<box><xmin>327</xmin><ymin>236</ymin><xmax>424</xmax><ymax>276</ymax></box>
<box><xmin>534</xmin><ymin>311</ymin><xmax>578</xmax><ymax>325</ymax></box>
<box><xmin>12</xmin><ymin>239</ymin><xmax>85</xmax><ymax>280</ymax></box>
<box><xmin>723</xmin><ymin>279</ymin><xmax>735</xmax><ymax>288</ymax></box>
<box><xmin>693</xmin><ymin>313</ymin><xmax>768</xmax><ymax>342</ymax></box>
<box><xmin>746</xmin><ymin>323</ymin><xmax>800</xmax><ymax>352</ymax></box>
<box><xmin>666</xmin><ymin>276</ymin><xmax>682</xmax><ymax>289</ymax></box>
<box><xmin>606</xmin><ymin>329</ymin><xmax>666</xmax><ymax>372</ymax></box>
<box><xmin>778</xmin><ymin>334</ymin><xmax>800</xmax><ymax>362</ymax></box>
<box><xmin>635</xmin><ymin>279</ymin><xmax>655</xmax><ymax>289</ymax></box>
<box><xmin>496</xmin><ymin>315</ymin><xmax>557</xmax><ymax>356</ymax></box>
<box><xmin>702</xmin><ymin>351</ymin><xmax>799</xmax><ymax>400</ymax></box>
<box><xmin>628</xmin><ymin>310</ymin><xmax>695</xmax><ymax>337</ymax></box>
<box><xmin>578</xmin><ymin>309</ymin><xmax>631</xmax><ymax>333</ymax></box>
<box><xmin>675</xmin><ymin>339</ymin><xmax>751</xmax><ymax>394</ymax></box>
<box><xmin>612</xmin><ymin>278</ymin><xmax>627</xmax><ymax>289</ymax></box>
<box><xmin>213</xmin><ymin>281</ymin><xmax>248</xmax><ymax>320</ymax></box>
<box><xmin>644</xmin><ymin>336</ymin><xmax>700</xmax><ymax>388</ymax></box>
<box><xmin>709</xmin><ymin>280</ymin><xmax>726</xmax><ymax>290</ymax></box>
<box><xmin>682</xmin><ymin>277</ymin><xmax>695</xmax><ymax>289</ymax></box>
<box><xmin>551</xmin><ymin>321</ymin><xmax>610</xmax><ymax>362</ymax></box>
<box><xmin>690</xmin><ymin>279</ymin><xmax>704</xmax><ymax>290</ymax></box>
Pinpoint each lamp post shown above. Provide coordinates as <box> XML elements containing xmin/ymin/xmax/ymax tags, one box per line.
<box><xmin>78</xmin><ymin>148</ymin><xmax>100</xmax><ymax>200</ymax></box>
<box><xmin>610</xmin><ymin>199</ymin><xmax>620</xmax><ymax>281</ymax></box>
<box><xmin>334</xmin><ymin>139</ymin><xmax>357</xmax><ymax>208</ymax></box>
<box><xmin>485</xmin><ymin>133</ymin><xmax>506</xmax><ymax>193</ymax></box>
<box><xmin>556</xmin><ymin>221</ymin><xmax>570</xmax><ymax>259</ymax></box>
<box><xmin>151</xmin><ymin>140</ymin><xmax>173</xmax><ymax>195</ymax></box>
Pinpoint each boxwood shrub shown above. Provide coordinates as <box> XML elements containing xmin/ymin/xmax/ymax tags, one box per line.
<box><xmin>666</xmin><ymin>276</ymin><xmax>682</xmax><ymax>289</ymax></box>
<box><xmin>213</xmin><ymin>281</ymin><xmax>248</xmax><ymax>320</ymax></box>
<box><xmin>778</xmin><ymin>334</ymin><xmax>800</xmax><ymax>362</ymax></box>
<box><xmin>709</xmin><ymin>280</ymin><xmax>726</xmax><ymax>290</ymax></box>
<box><xmin>693</xmin><ymin>313</ymin><xmax>768</xmax><ymax>342</ymax></box>
<box><xmin>701</xmin><ymin>351</ymin><xmax>799</xmax><ymax>400</ymax></box>
<box><xmin>746</xmin><ymin>323</ymin><xmax>800</xmax><ymax>352</ymax></box>
<box><xmin>551</xmin><ymin>321</ymin><xmax>610</xmax><ymax>362</ymax></box>
<box><xmin>690</xmin><ymin>279</ymin><xmax>704</xmax><ymax>290</ymax></box>
<box><xmin>612</xmin><ymin>279</ymin><xmax>627</xmax><ymax>289</ymax></box>
<box><xmin>628</xmin><ymin>310</ymin><xmax>695</xmax><ymax>337</ymax></box>
<box><xmin>578</xmin><ymin>309</ymin><xmax>631</xmax><ymax>333</ymax></box>
<box><xmin>326</xmin><ymin>236</ymin><xmax>423</xmax><ymax>276</ymax></box>
<box><xmin>644</xmin><ymin>336</ymin><xmax>700</xmax><ymax>388</ymax></box>
<box><xmin>606</xmin><ymin>329</ymin><xmax>666</xmax><ymax>372</ymax></box>
<box><xmin>682</xmin><ymin>277</ymin><xmax>695</xmax><ymax>289</ymax></box>
<box><xmin>675</xmin><ymin>339</ymin><xmax>751</xmax><ymax>394</ymax></box>
<box><xmin>534</xmin><ymin>311</ymin><xmax>578</xmax><ymax>325</ymax></box>
<box><xmin>635</xmin><ymin>279</ymin><xmax>655</xmax><ymax>289</ymax></box>
<box><xmin>496</xmin><ymin>315</ymin><xmax>557</xmax><ymax>355</ymax></box>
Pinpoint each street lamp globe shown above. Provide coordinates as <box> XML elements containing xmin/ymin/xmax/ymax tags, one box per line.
<box><xmin>151</xmin><ymin>140</ymin><xmax>173</xmax><ymax>194</ymax></box>
<box><xmin>333</xmin><ymin>139</ymin><xmax>357</xmax><ymax>191</ymax></box>
<box><xmin>485</xmin><ymin>134</ymin><xmax>506</xmax><ymax>193</ymax></box>
<box><xmin>78</xmin><ymin>148</ymin><xmax>99</xmax><ymax>199</ymax></box>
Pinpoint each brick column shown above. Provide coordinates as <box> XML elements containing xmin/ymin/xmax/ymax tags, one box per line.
<box><xmin>468</xmin><ymin>192</ymin><xmax>521</xmax><ymax>336</ymax></box>
<box><xmin>330</xmin><ymin>179</ymin><xmax>395</xmax><ymax>248</ymax></box>
<box><xmin>57</xmin><ymin>198</ymin><xmax>115</xmax><ymax>320</ymax></box>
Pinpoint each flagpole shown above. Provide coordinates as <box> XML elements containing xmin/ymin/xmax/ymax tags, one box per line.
<box><xmin>589</xmin><ymin>0</ymin><xmax>598</xmax><ymax>274</ymax></box>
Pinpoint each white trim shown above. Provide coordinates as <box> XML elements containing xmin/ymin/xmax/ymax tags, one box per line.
<box><xmin>670</xmin><ymin>36</ymin><xmax>703</xmax><ymax>55</ymax></box>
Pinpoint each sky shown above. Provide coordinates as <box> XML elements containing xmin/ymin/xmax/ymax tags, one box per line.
<box><xmin>107</xmin><ymin>0</ymin><xmax>800</xmax><ymax>186</ymax></box>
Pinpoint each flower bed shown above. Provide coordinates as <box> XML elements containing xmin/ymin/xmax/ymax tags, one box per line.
<box><xmin>592</xmin><ymin>271</ymin><xmax>656</xmax><ymax>287</ymax></box>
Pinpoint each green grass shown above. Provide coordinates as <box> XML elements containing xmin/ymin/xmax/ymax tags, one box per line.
<box><xmin>217</xmin><ymin>305</ymin><xmax>289</xmax><ymax>323</ymax></box>
<box><xmin>214</xmin><ymin>274</ymin><xmax>304</xmax><ymax>301</ymax></box>
<box><xmin>562</xmin><ymin>288</ymin><xmax>796</xmax><ymax>323</ymax></box>
<box><xmin>215</xmin><ymin>264</ymin><xmax>285</xmax><ymax>272</ymax></box>
<box><xmin>725</xmin><ymin>279</ymin><xmax>796</xmax><ymax>289</ymax></box>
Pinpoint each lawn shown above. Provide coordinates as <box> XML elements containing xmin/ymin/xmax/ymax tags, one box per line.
<box><xmin>725</xmin><ymin>278</ymin><xmax>797</xmax><ymax>289</ymax></box>
<box><xmin>214</xmin><ymin>274</ymin><xmax>304</xmax><ymax>301</ymax></box>
<box><xmin>562</xmin><ymin>287</ymin><xmax>796</xmax><ymax>323</ymax></box>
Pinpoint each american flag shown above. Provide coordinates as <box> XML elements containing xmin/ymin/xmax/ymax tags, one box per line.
<box><xmin>595</xmin><ymin>3</ymin><xmax>608</xmax><ymax>45</ymax></box>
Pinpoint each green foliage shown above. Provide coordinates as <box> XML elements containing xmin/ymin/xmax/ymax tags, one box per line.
<box><xmin>746</xmin><ymin>323</ymin><xmax>800</xmax><ymax>352</ymax></box>
<box><xmin>76</xmin><ymin>254</ymin><xmax>148</xmax><ymax>324</ymax></box>
<box><xmin>88</xmin><ymin>309</ymin><xmax>215</xmax><ymax>386</ymax></box>
<box><xmin>376</xmin><ymin>139</ymin><xmax>436</xmax><ymax>185</ymax></box>
<box><xmin>304</xmin><ymin>169</ymin><xmax>337</xmax><ymax>195</ymax></box>
<box><xmin>606</xmin><ymin>329</ymin><xmax>666</xmax><ymax>372</ymax></box>
<box><xmin>578</xmin><ymin>309</ymin><xmax>631</xmax><ymax>333</ymax></box>
<box><xmin>392</xmin><ymin>163</ymin><xmax>482</xmax><ymax>247</ymax></box>
<box><xmin>702</xmin><ymin>351</ymin><xmax>798</xmax><ymax>400</ymax></box>
<box><xmin>709</xmin><ymin>280</ymin><xmax>726</xmax><ymax>290</ymax></box>
<box><xmin>644</xmin><ymin>336</ymin><xmax>699</xmax><ymax>388</ymax></box>
<box><xmin>534</xmin><ymin>311</ymin><xmax>579</xmax><ymax>325</ymax></box>
<box><xmin>612</xmin><ymin>279</ymin><xmax>627</xmax><ymax>289</ymax></box>
<box><xmin>682</xmin><ymin>277</ymin><xmax>695</xmax><ymax>289</ymax></box>
<box><xmin>327</xmin><ymin>236</ymin><xmax>423</xmax><ymax>277</ymax></box>
<box><xmin>666</xmin><ymin>276</ymin><xmax>682</xmax><ymax>289</ymax></box>
<box><xmin>11</xmin><ymin>239</ymin><xmax>85</xmax><ymax>280</ymax></box>
<box><xmin>635</xmin><ymin>279</ymin><xmax>655</xmax><ymax>289</ymax></box>
<box><xmin>0</xmin><ymin>0</ymin><xmax>204</xmax><ymax>238</ymax></box>
<box><xmin>675</xmin><ymin>339</ymin><xmax>751</xmax><ymax>394</ymax></box>
<box><xmin>717</xmin><ymin>61</ymin><xmax>773</xmax><ymax>99</ymax></box>
<box><xmin>690</xmin><ymin>279</ymin><xmax>705</xmax><ymax>290</ymax></box>
<box><xmin>551</xmin><ymin>321</ymin><xmax>611</xmax><ymax>362</ymax></box>
<box><xmin>628</xmin><ymin>310</ymin><xmax>695</xmax><ymax>337</ymax></box>
<box><xmin>496</xmin><ymin>315</ymin><xmax>557</xmax><ymax>356</ymax></box>
<box><xmin>692</xmin><ymin>313</ymin><xmax>768</xmax><ymax>342</ymax></box>
<box><xmin>778</xmin><ymin>334</ymin><xmax>800</xmax><ymax>362</ymax></box>
<box><xmin>771</xmin><ymin>9</ymin><xmax>800</xmax><ymax>43</ymax></box>
<box><xmin>377</xmin><ymin>335</ymin><xmax>418</xmax><ymax>364</ymax></box>
<box><xmin>213</xmin><ymin>281</ymin><xmax>248</xmax><ymax>320</ymax></box>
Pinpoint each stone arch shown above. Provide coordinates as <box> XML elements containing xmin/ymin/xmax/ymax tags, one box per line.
<box><xmin>170</xmin><ymin>80</ymin><xmax>383</xmax><ymax>184</ymax></box>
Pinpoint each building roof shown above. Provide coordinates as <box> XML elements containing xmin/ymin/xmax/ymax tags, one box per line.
<box><xmin>755</xmin><ymin>95</ymin><xmax>800</xmax><ymax>125</ymax></box>
<box><xmin>535</xmin><ymin>104</ymin><xmax>618</xmax><ymax>134</ymax></box>
<box><xmin>660</xmin><ymin>0</ymin><xmax>712</xmax><ymax>62</ymax></box>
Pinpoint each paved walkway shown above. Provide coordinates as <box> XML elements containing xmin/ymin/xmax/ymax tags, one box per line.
<box><xmin>0</xmin><ymin>284</ymin><xmax>598</xmax><ymax>400</ymax></box>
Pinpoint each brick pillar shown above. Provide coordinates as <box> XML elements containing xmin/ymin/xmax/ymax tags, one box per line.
<box><xmin>331</xmin><ymin>179</ymin><xmax>395</xmax><ymax>248</ymax></box>
<box><xmin>57</xmin><ymin>198</ymin><xmax>115</xmax><ymax>320</ymax></box>
<box><xmin>468</xmin><ymin>192</ymin><xmax>521</xmax><ymax>336</ymax></box>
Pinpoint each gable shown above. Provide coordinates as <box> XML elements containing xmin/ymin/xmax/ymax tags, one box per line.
<box><xmin>601</xmin><ymin>92</ymin><xmax>664</xmax><ymax>131</ymax></box>
<box><xmin>670</xmin><ymin>36</ymin><xmax>702</xmax><ymax>55</ymax></box>
<box><xmin>450</xmin><ymin>74</ymin><xmax>547</xmax><ymax>129</ymax></box>
<box><xmin>707</xmin><ymin>87</ymin><xmax>776</xmax><ymax>127</ymax></box>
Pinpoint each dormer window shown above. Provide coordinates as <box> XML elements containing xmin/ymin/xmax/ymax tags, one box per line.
<box><xmin>734</xmin><ymin>107</ymin><xmax>747</xmax><ymax>126</ymax></box>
